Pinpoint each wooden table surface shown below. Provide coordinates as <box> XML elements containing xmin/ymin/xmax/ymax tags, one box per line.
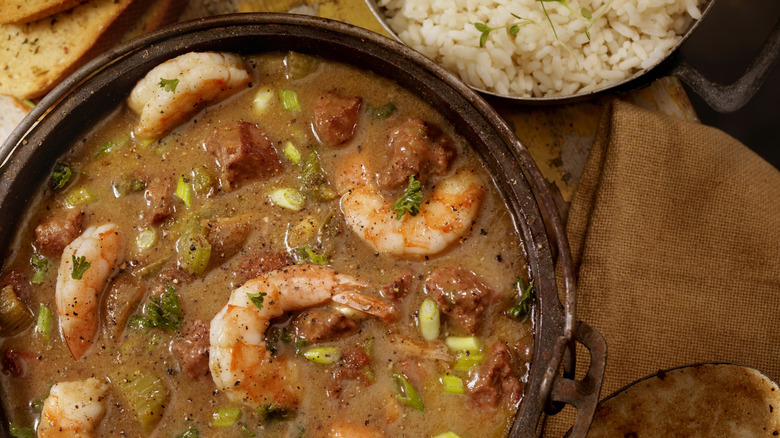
<box><xmin>181</xmin><ymin>0</ymin><xmax>700</xmax><ymax>217</ymax></box>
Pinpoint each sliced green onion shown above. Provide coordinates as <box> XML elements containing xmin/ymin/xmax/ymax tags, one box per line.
<box><xmin>418</xmin><ymin>298</ymin><xmax>440</xmax><ymax>341</ymax></box>
<box><xmin>432</xmin><ymin>433</ymin><xmax>462</xmax><ymax>438</ymax></box>
<box><xmin>440</xmin><ymin>375</ymin><xmax>465</xmax><ymax>394</ymax></box>
<box><xmin>30</xmin><ymin>254</ymin><xmax>49</xmax><ymax>284</ymax></box>
<box><xmin>191</xmin><ymin>166</ymin><xmax>212</xmax><ymax>193</ymax></box>
<box><xmin>279</xmin><ymin>89</ymin><xmax>301</xmax><ymax>112</ymax></box>
<box><xmin>392</xmin><ymin>372</ymin><xmax>424</xmax><ymax>412</ymax></box>
<box><xmin>253</xmin><ymin>87</ymin><xmax>275</xmax><ymax>114</ymax></box>
<box><xmin>445</xmin><ymin>336</ymin><xmax>482</xmax><ymax>353</ymax></box>
<box><xmin>22</xmin><ymin>99</ymin><xmax>35</xmax><ymax>109</ymax></box>
<box><xmin>283</xmin><ymin>141</ymin><xmax>302</xmax><ymax>164</ymax></box>
<box><xmin>115</xmin><ymin>371</ymin><xmax>169</xmax><ymax>433</ymax></box>
<box><xmin>303</xmin><ymin>346</ymin><xmax>341</xmax><ymax>364</ymax></box>
<box><xmin>175</xmin><ymin>176</ymin><xmax>192</xmax><ymax>208</ymax></box>
<box><xmin>35</xmin><ymin>304</ymin><xmax>53</xmax><ymax>342</ymax></box>
<box><xmin>211</xmin><ymin>407</ymin><xmax>241</xmax><ymax>427</ymax></box>
<box><xmin>269</xmin><ymin>187</ymin><xmax>305</xmax><ymax>211</ymax></box>
<box><xmin>0</xmin><ymin>285</ymin><xmax>33</xmax><ymax>335</ymax></box>
<box><xmin>64</xmin><ymin>187</ymin><xmax>96</xmax><ymax>207</ymax></box>
<box><xmin>136</xmin><ymin>228</ymin><xmax>158</xmax><ymax>252</ymax></box>
<box><xmin>453</xmin><ymin>351</ymin><xmax>486</xmax><ymax>372</ymax></box>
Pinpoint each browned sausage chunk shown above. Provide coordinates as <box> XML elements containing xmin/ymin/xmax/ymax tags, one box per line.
<box><xmin>206</xmin><ymin>121</ymin><xmax>282</xmax><ymax>188</ymax></box>
<box><xmin>313</xmin><ymin>92</ymin><xmax>362</xmax><ymax>147</ymax></box>
<box><xmin>171</xmin><ymin>319</ymin><xmax>210</xmax><ymax>379</ymax></box>
<box><xmin>424</xmin><ymin>267</ymin><xmax>493</xmax><ymax>334</ymax></box>
<box><xmin>332</xmin><ymin>347</ymin><xmax>371</xmax><ymax>385</ymax></box>
<box><xmin>144</xmin><ymin>175</ymin><xmax>175</xmax><ymax>225</ymax></box>
<box><xmin>379</xmin><ymin>272</ymin><xmax>415</xmax><ymax>301</ymax></box>
<box><xmin>235</xmin><ymin>251</ymin><xmax>294</xmax><ymax>284</ymax></box>
<box><xmin>292</xmin><ymin>308</ymin><xmax>358</xmax><ymax>343</ymax></box>
<box><xmin>468</xmin><ymin>343</ymin><xmax>522</xmax><ymax>412</ymax></box>
<box><xmin>34</xmin><ymin>209</ymin><xmax>83</xmax><ymax>257</ymax></box>
<box><xmin>378</xmin><ymin>118</ymin><xmax>456</xmax><ymax>190</ymax></box>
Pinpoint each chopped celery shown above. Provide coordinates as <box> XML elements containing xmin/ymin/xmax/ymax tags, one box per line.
<box><xmin>432</xmin><ymin>433</ymin><xmax>462</xmax><ymax>438</ymax></box>
<box><xmin>35</xmin><ymin>304</ymin><xmax>53</xmax><ymax>342</ymax></box>
<box><xmin>0</xmin><ymin>285</ymin><xmax>33</xmax><ymax>335</ymax></box>
<box><xmin>136</xmin><ymin>228</ymin><xmax>158</xmax><ymax>252</ymax></box>
<box><xmin>418</xmin><ymin>298</ymin><xmax>440</xmax><ymax>341</ymax></box>
<box><xmin>175</xmin><ymin>176</ymin><xmax>192</xmax><ymax>208</ymax></box>
<box><xmin>191</xmin><ymin>166</ymin><xmax>212</xmax><ymax>193</ymax></box>
<box><xmin>440</xmin><ymin>375</ymin><xmax>465</xmax><ymax>394</ymax></box>
<box><xmin>176</xmin><ymin>215</ymin><xmax>211</xmax><ymax>275</ymax></box>
<box><xmin>64</xmin><ymin>186</ymin><xmax>96</xmax><ymax>207</ymax></box>
<box><xmin>94</xmin><ymin>135</ymin><xmax>129</xmax><ymax>158</ymax></box>
<box><xmin>284</xmin><ymin>52</ymin><xmax>319</xmax><ymax>80</ymax></box>
<box><xmin>115</xmin><ymin>370</ymin><xmax>169</xmax><ymax>433</ymax></box>
<box><xmin>269</xmin><ymin>188</ymin><xmax>305</xmax><ymax>211</ymax></box>
<box><xmin>211</xmin><ymin>407</ymin><xmax>241</xmax><ymax>427</ymax></box>
<box><xmin>300</xmin><ymin>150</ymin><xmax>336</xmax><ymax>201</ymax></box>
<box><xmin>283</xmin><ymin>141</ymin><xmax>302</xmax><ymax>164</ymax></box>
<box><xmin>279</xmin><ymin>89</ymin><xmax>301</xmax><ymax>112</ymax></box>
<box><xmin>445</xmin><ymin>336</ymin><xmax>482</xmax><ymax>353</ymax></box>
<box><xmin>453</xmin><ymin>351</ymin><xmax>486</xmax><ymax>372</ymax></box>
<box><xmin>295</xmin><ymin>244</ymin><xmax>328</xmax><ymax>266</ymax></box>
<box><xmin>392</xmin><ymin>372</ymin><xmax>424</xmax><ymax>412</ymax></box>
<box><xmin>30</xmin><ymin>254</ymin><xmax>49</xmax><ymax>284</ymax></box>
<box><xmin>253</xmin><ymin>87</ymin><xmax>275</xmax><ymax>114</ymax></box>
<box><xmin>8</xmin><ymin>423</ymin><xmax>35</xmax><ymax>438</ymax></box>
<box><xmin>303</xmin><ymin>346</ymin><xmax>341</xmax><ymax>364</ymax></box>
<box><xmin>368</xmin><ymin>102</ymin><xmax>397</xmax><ymax>119</ymax></box>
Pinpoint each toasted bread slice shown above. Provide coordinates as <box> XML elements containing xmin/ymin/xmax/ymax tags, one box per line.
<box><xmin>0</xmin><ymin>0</ymin><xmax>135</xmax><ymax>100</ymax></box>
<box><xmin>120</xmin><ymin>0</ymin><xmax>186</xmax><ymax>43</ymax></box>
<box><xmin>0</xmin><ymin>94</ymin><xmax>31</xmax><ymax>146</ymax></box>
<box><xmin>0</xmin><ymin>0</ymin><xmax>85</xmax><ymax>24</ymax></box>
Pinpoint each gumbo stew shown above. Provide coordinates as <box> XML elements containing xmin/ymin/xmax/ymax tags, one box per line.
<box><xmin>0</xmin><ymin>51</ymin><xmax>534</xmax><ymax>438</ymax></box>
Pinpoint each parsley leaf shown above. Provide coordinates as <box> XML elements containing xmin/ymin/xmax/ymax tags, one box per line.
<box><xmin>295</xmin><ymin>244</ymin><xmax>328</xmax><ymax>266</ymax></box>
<box><xmin>390</xmin><ymin>175</ymin><xmax>423</xmax><ymax>220</ymax></box>
<box><xmin>158</xmin><ymin>78</ymin><xmax>179</xmax><ymax>93</ymax></box>
<box><xmin>30</xmin><ymin>254</ymin><xmax>49</xmax><ymax>284</ymax></box>
<box><xmin>50</xmin><ymin>161</ymin><xmax>73</xmax><ymax>190</ymax></box>
<box><xmin>129</xmin><ymin>285</ymin><xmax>182</xmax><ymax>331</ymax></box>
<box><xmin>508</xmin><ymin>277</ymin><xmax>534</xmax><ymax>319</ymax></box>
<box><xmin>247</xmin><ymin>291</ymin><xmax>268</xmax><ymax>310</ymax></box>
<box><xmin>70</xmin><ymin>255</ymin><xmax>91</xmax><ymax>280</ymax></box>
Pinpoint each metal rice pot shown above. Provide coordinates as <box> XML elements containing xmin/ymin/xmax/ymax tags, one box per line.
<box><xmin>0</xmin><ymin>14</ymin><xmax>606</xmax><ymax>437</ymax></box>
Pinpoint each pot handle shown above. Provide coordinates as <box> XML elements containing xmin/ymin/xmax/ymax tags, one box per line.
<box><xmin>671</xmin><ymin>17</ymin><xmax>780</xmax><ymax>113</ymax></box>
<box><xmin>539</xmin><ymin>321</ymin><xmax>607</xmax><ymax>437</ymax></box>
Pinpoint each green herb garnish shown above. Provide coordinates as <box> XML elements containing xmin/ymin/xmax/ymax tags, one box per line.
<box><xmin>50</xmin><ymin>161</ymin><xmax>73</xmax><ymax>190</ymax></box>
<box><xmin>368</xmin><ymin>102</ymin><xmax>397</xmax><ymax>119</ymax></box>
<box><xmin>257</xmin><ymin>403</ymin><xmax>295</xmax><ymax>423</ymax></box>
<box><xmin>129</xmin><ymin>285</ymin><xmax>182</xmax><ymax>331</ymax></box>
<box><xmin>390</xmin><ymin>175</ymin><xmax>423</xmax><ymax>220</ymax></box>
<box><xmin>158</xmin><ymin>78</ymin><xmax>179</xmax><ymax>93</ymax></box>
<box><xmin>70</xmin><ymin>255</ymin><xmax>91</xmax><ymax>280</ymax></box>
<box><xmin>247</xmin><ymin>291</ymin><xmax>268</xmax><ymax>310</ymax></box>
<box><xmin>474</xmin><ymin>13</ymin><xmax>532</xmax><ymax>47</ymax></box>
<box><xmin>176</xmin><ymin>427</ymin><xmax>200</xmax><ymax>438</ymax></box>
<box><xmin>30</xmin><ymin>254</ymin><xmax>49</xmax><ymax>284</ymax></box>
<box><xmin>8</xmin><ymin>423</ymin><xmax>35</xmax><ymax>438</ymax></box>
<box><xmin>295</xmin><ymin>244</ymin><xmax>328</xmax><ymax>266</ymax></box>
<box><xmin>508</xmin><ymin>277</ymin><xmax>534</xmax><ymax>319</ymax></box>
<box><xmin>538</xmin><ymin>0</ymin><xmax>597</xmax><ymax>40</ymax></box>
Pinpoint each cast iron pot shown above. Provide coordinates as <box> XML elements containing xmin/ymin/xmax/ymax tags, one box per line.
<box><xmin>0</xmin><ymin>14</ymin><xmax>606</xmax><ymax>437</ymax></box>
<box><xmin>365</xmin><ymin>0</ymin><xmax>780</xmax><ymax>112</ymax></box>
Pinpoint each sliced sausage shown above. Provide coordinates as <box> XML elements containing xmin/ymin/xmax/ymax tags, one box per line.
<box><xmin>144</xmin><ymin>175</ymin><xmax>175</xmax><ymax>225</ymax></box>
<box><xmin>377</xmin><ymin>118</ymin><xmax>456</xmax><ymax>190</ymax></box>
<box><xmin>34</xmin><ymin>209</ymin><xmax>83</xmax><ymax>257</ymax></box>
<box><xmin>171</xmin><ymin>319</ymin><xmax>210</xmax><ymax>379</ymax></box>
<box><xmin>468</xmin><ymin>343</ymin><xmax>522</xmax><ymax>412</ymax></box>
<box><xmin>292</xmin><ymin>308</ymin><xmax>358</xmax><ymax>343</ymax></box>
<box><xmin>234</xmin><ymin>251</ymin><xmax>294</xmax><ymax>284</ymax></box>
<box><xmin>424</xmin><ymin>267</ymin><xmax>493</xmax><ymax>334</ymax></box>
<box><xmin>379</xmin><ymin>272</ymin><xmax>415</xmax><ymax>301</ymax></box>
<box><xmin>314</xmin><ymin>92</ymin><xmax>362</xmax><ymax>147</ymax></box>
<box><xmin>332</xmin><ymin>347</ymin><xmax>371</xmax><ymax>384</ymax></box>
<box><xmin>206</xmin><ymin>121</ymin><xmax>282</xmax><ymax>189</ymax></box>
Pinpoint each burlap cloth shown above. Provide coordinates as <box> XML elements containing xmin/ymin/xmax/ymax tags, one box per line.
<box><xmin>542</xmin><ymin>99</ymin><xmax>780</xmax><ymax>436</ymax></box>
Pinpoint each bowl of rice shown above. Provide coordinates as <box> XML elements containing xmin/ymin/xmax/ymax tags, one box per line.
<box><xmin>366</xmin><ymin>0</ymin><xmax>711</xmax><ymax>100</ymax></box>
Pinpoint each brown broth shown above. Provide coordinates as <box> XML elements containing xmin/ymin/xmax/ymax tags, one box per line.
<box><xmin>0</xmin><ymin>52</ymin><xmax>533</xmax><ymax>437</ymax></box>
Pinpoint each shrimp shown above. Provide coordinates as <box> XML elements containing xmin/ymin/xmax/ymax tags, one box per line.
<box><xmin>128</xmin><ymin>52</ymin><xmax>250</xmax><ymax>138</ymax></box>
<box><xmin>56</xmin><ymin>224</ymin><xmax>123</xmax><ymax>360</ymax></box>
<box><xmin>335</xmin><ymin>153</ymin><xmax>485</xmax><ymax>257</ymax></box>
<box><xmin>37</xmin><ymin>377</ymin><xmax>109</xmax><ymax>438</ymax></box>
<box><xmin>209</xmin><ymin>264</ymin><xmax>395</xmax><ymax>408</ymax></box>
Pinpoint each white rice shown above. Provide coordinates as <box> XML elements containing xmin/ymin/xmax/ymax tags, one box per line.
<box><xmin>376</xmin><ymin>0</ymin><xmax>704</xmax><ymax>97</ymax></box>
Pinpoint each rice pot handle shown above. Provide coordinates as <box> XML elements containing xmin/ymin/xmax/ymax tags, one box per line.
<box><xmin>671</xmin><ymin>16</ymin><xmax>780</xmax><ymax>113</ymax></box>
